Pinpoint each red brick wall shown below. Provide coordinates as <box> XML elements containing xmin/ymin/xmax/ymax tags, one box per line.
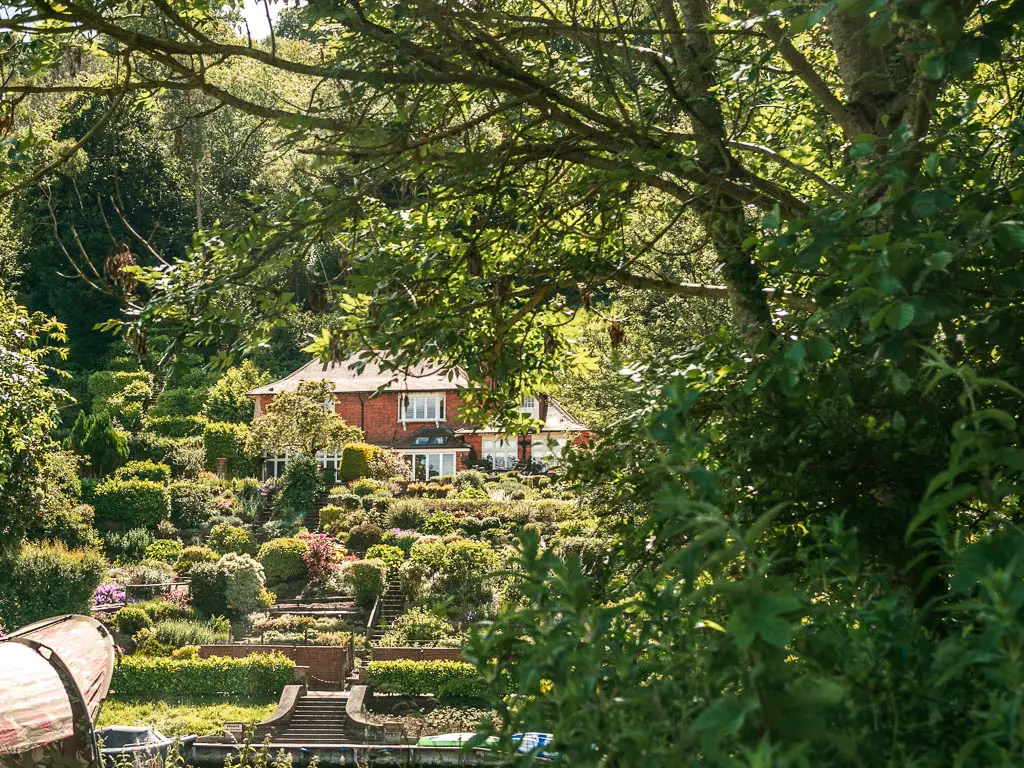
<box><xmin>370</xmin><ymin>647</ymin><xmax>465</xmax><ymax>662</ymax></box>
<box><xmin>198</xmin><ymin>644</ymin><xmax>352</xmax><ymax>682</ymax></box>
<box><xmin>332</xmin><ymin>391</ymin><xmax>475</xmax><ymax>445</ymax></box>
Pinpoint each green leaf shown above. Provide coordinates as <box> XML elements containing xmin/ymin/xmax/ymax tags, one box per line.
<box><xmin>925</xmin><ymin>251</ymin><xmax>953</xmax><ymax>270</ymax></box>
<box><xmin>807</xmin><ymin>335</ymin><xmax>835</xmax><ymax>362</ymax></box>
<box><xmin>920</xmin><ymin>54</ymin><xmax>946</xmax><ymax>80</ymax></box>
<box><xmin>885</xmin><ymin>302</ymin><xmax>915</xmax><ymax>331</ymax></box>
<box><xmin>785</xmin><ymin>340</ymin><xmax>806</xmax><ymax>368</ymax></box>
<box><xmin>994</xmin><ymin>224</ymin><xmax>1024</xmax><ymax>251</ymax></box>
<box><xmin>761</xmin><ymin>204</ymin><xmax>780</xmax><ymax>230</ymax></box>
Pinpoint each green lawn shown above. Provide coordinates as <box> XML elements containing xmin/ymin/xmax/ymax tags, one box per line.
<box><xmin>97</xmin><ymin>696</ymin><xmax>278</xmax><ymax>737</ymax></box>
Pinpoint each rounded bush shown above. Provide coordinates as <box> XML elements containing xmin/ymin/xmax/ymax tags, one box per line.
<box><xmin>144</xmin><ymin>539</ymin><xmax>183</xmax><ymax>564</ymax></box>
<box><xmin>365</xmin><ymin>543</ymin><xmax>405</xmax><ymax>569</ymax></box>
<box><xmin>116</xmin><ymin>605</ymin><xmax>153</xmax><ymax>635</ymax></box>
<box><xmin>388</xmin><ymin>499</ymin><xmax>427</xmax><ymax>530</ymax></box>
<box><xmin>454</xmin><ymin>470</ymin><xmax>486</xmax><ymax>490</ymax></box>
<box><xmin>339</xmin><ymin>443</ymin><xmax>376</xmax><ymax>481</ymax></box>
<box><xmin>169</xmin><ymin>479</ymin><xmax>219</xmax><ymax>530</ymax></box>
<box><xmin>350</xmin><ymin>478</ymin><xmax>382</xmax><ymax>497</ymax></box>
<box><xmin>220</xmin><ymin>553</ymin><xmax>267</xmax><ymax>616</ymax></box>
<box><xmin>379</xmin><ymin>607</ymin><xmax>463</xmax><ymax>647</ymax></box>
<box><xmin>346</xmin><ymin>523</ymin><xmax>384</xmax><ymax>552</ymax></box>
<box><xmin>190</xmin><ymin>561</ymin><xmax>227</xmax><ymax>617</ymax></box>
<box><xmin>257</xmin><ymin>537</ymin><xmax>311</xmax><ymax>585</ymax></box>
<box><xmin>209</xmin><ymin>523</ymin><xmax>257</xmax><ymax>555</ymax></box>
<box><xmin>340</xmin><ymin>558</ymin><xmax>386</xmax><ymax>609</ymax></box>
<box><xmin>422</xmin><ymin>510</ymin><xmax>458</xmax><ymax>535</ymax></box>
<box><xmin>175</xmin><ymin>545</ymin><xmax>219</xmax><ymax>574</ymax></box>
<box><xmin>93</xmin><ymin>478</ymin><xmax>170</xmax><ymax>529</ymax></box>
<box><xmin>0</xmin><ymin>542</ymin><xmax>107</xmax><ymax>627</ymax></box>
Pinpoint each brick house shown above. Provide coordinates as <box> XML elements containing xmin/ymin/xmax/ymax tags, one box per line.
<box><xmin>246</xmin><ymin>352</ymin><xmax>589</xmax><ymax>481</ymax></box>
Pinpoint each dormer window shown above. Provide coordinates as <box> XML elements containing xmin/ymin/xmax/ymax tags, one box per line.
<box><xmin>413</xmin><ymin>436</ymin><xmax>429</xmax><ymax>446</ymax></box>
<box><xmin>400</xmin><ymin>393</ymin><xmax>446</xmax><ymax>423</ymax></box>
<box><xmin>520</xmin><ymin>394</ymin><xmax>538</xmax><ymax>416</ymax></box>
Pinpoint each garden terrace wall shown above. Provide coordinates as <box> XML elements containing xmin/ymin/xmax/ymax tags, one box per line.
<box><xmin>370</xmin><ymin>647</ymin><xmax>464</xmax><ymax>662</ymax></box>
<box><xmin>199</xmin><ymin>644</ymin><xmax>353</xmax><ymax>683</ymax></box>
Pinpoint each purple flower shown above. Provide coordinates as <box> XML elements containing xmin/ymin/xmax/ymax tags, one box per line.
<box><xmin>94</xmin><ymin>583</ymin><xmax>126</xmax><ymax>606</ymax></box>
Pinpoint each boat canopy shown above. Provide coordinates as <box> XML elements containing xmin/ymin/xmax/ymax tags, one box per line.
<box><xmin>0</xmin><ymin>615</ymin><xmax>116</xmax><ymax>761</ymax></box>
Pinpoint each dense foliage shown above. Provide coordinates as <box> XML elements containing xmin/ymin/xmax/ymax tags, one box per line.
<box><xmin>0</xmin><ymin>541</ymin><xmax>106</xmax><ymax>628</ymax></box>
<box><xmin>366</xmin><ymin>660</ymin><xmax>490</xmax><ymax>699</ymax></box>
<box><xmin>112</xmin><ymin>653</ymin><xmax>295</xmax><ymax>697</ymax></box>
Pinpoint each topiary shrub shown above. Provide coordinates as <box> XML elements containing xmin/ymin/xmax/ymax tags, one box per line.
<box><xmin>257</xmin><ymin>537</ymin><xmax>310</xmax><ymax>585</ymax></box>
<box><xmin>365</xmin><ymin>660</ymin><xmax>489</xmax><ymax>698</ymax></box>
<box><xmin>112</xmin><ymin>653</ymin><xmax>295</xmax><ymax>697</ymax></box>
<box><xmin>115</xmin><ymin>605</ymin><xmax>153</xmax><ymax>636</ymax></box>
<box><xmin>93</xmin><ymin>477</ymin><xmax>170</xmax><ymax>529</ymax></box>
<box><xmin>346</xmin><ymin>523</ymin><xmax>384</xmax><ymax>552</ymax></box>
<box><xmin>202</xmin><ymin>422</ymin><xmax>255</xmax><ymax>478</ymax></box>
<box><xmin>144</xmin><ymin>539</ymin><xmax>183</xmax><ymax>564</ymax></box>
<box><xmin>339</xmin><ymin>442</ymin><xmax>375</xmax><ymax>481</ymax></box>
<box><xmin>169</xmin><ymin>479</ymin><xmax>219</xmax><ymax>530</ymax></box>
<box><xmin>209</xmin><ymin>523</ymin><xmax>257</xmax><ymax>555</ymax></box>
<box><xmin>175</xmin><ymin>545</ymin><xmax>219</xmax><ymax>574</ymax></box>
<box><xmin>114</xmin><ymin>460</ymin><xmax>172</xmax><ymax>483</ymax></box>
<box><xmin>365</xmin><ymin>543</ymin><xmax>405</xmax><ymax>569</ymax></box>
<box><xmin>339</xmin><ymin>558</ymin><xmax>386</xmax><ymax>609</ymax></box>
<box><xmin>0</xmin><ymin>542</ymin><xmax>107</xmax><ymax>628</ymax></box>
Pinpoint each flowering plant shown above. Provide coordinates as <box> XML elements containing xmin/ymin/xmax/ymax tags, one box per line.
<box><xmin>300</xmin><ymin>532</ymin><xmax>342</xmax><ymax>588</ymax></box>
<box><xmin>94</xmin><ymin>582</ymin><xmax>126</xmax><ymax>606</ymax></box>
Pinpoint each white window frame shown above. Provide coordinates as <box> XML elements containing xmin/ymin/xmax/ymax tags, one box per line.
<box><xmin>520</xmin><ymin>394</ymin><xmax>538</xmax><ymax>417</ymax></box>
<box><xmin>317</xmin><ymin>450</ymin><xmax>341</xmax><ymax>475</ymax></box>
<box><xmin>482</xmin><ymin>436</ymin><xmax>518</xmax><ymax>470</ymax></box>
<box><xmin>531</xmin><ymin>435</ymin><xmax>568</xmax><ymax>467</ymax></box>
<box><xmin>263</xmin><ymin>452</ymin><xmax>291</xmax><ymax>480</ymax></box>
<box><xmin>399</xmin><ymin>451</ymin><xmax>458</xmax><ymax>480</ymax></box>
<box><xmin>399</xmin><ymin>393</ymin><xmax>447</xmax><ymax>425</ymax></box>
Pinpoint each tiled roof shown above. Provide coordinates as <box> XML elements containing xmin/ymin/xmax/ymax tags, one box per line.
<box><xmin>247</xmin><ymin>352</ymin><xmax>470</xmax><ymax>396</ymax></box>
<box><xmin>455</xmin><ymin>397</ymin><xmax>588</xmax><ymax>434</ymax></box>
<box><xmin>391</xmin><ymin>426</ymin><xmax>472</xmax><ymax>451</ymax></box>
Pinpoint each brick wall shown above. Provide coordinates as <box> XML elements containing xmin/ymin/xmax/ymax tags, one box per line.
<box><xmin>333</xmin><ymin>391</ymin><xmax>475</xmax><ymax>445</ymax></box>
<box><xmin>369</xmin><ymin>647</ymin><xmax>465</xmax><ymax>662</ymax></box>
<box><xmin>198</xmin><ymin>644</ymin><xmax>353</xmax><ymax>682</ymax></box>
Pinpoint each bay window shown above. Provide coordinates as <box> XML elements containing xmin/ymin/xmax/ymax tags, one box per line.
<box><xmin>532</xmin><ymin>436</ymin><xmax>568</xmax><ymax>467</ymax></box>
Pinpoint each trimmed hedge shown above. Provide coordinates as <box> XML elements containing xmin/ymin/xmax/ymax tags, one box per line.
<box><xmin>112</xmin><ymin>652</ymin><xmax>295</xmax><ymax>697</ymax></box>
<box><xmin>93</xmin><ymin>478</ymin><xmax>171</xmax><ymax>529</ymax></box>
<box><xmin>202</xmin><ymin>422</ymin><xmax>255</xmax><ymax>478</ymax></box>
<box><xmin>366</xmin><ymin>660</ymin><xmax>489</xmax><ymax>698</ymax></box>
<box><xmin>115</xmin><ymin>460</ymin><xmax>172</xmax><ymax>483</ymax></box>
<box><xmin>339</xmin><ymin>443</ymin><xmax>376</xmax><ymax>481</ymax></box>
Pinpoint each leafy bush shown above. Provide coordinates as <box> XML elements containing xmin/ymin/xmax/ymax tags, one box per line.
<box><xmin>93</xmin><ymin>477</ymin><xmax>170</xmax><ymax>529</ymax></box>
<box><xmin>209</xmin><ymin>523</ymin><xmax>257</xmax><ymax>555</ymax></box>
<box><xmin>350</xmin><ymin>478</ymin><xmax>383</xmax><ymax>497</ymax></box>
<box><xmin>0</xmin><ymin>542</ymin><xmax>107</xmax><ymax>628</ymax></box>
<box><xmin>339</xmin><ymin>558</ymin><xmax>386</xmax><ymax>609</ymax></box>
<box><xmin>202</xmin><ymin>422</ymin><xmax>255</xmax><ymax>478</ymax></box>
<box><xmin>190</xmin><ymin>562</ymin><xmax>228</xmax><ymax>617</ymax></box>
<box><xmin>115</xmin><ymin>605</ymin><xmax>153</xmax><ymax>635</ymax></box>
<box><xmin>552</xmin><ymin>536</ymin><xmax>612</xmax><ymax>581</ymax></box>
<box><xmin>346</xmin><ymin>523</ymin><xmax>384</xmax><ymax>552</ymax></box>
<box><xmin>144</xmin><ymin>415</ymin><xmax>208</xmax><ymax>438</ymax></box>
<box><xmin>133</xmin><ymin>598</ymin><xmax>196</xmax><ymax>623</ymax></box>
<box><xmin>169</xmin><ymin>479</ymin><xmax>219</xmax><ymax>530</ymax></box>
<box><xmin>388</xmin><ymin>499</ymin><xmax>428</xmax><ymax>530</ymax></box>
<box><xmin>379</xmin><ymin>608</ymin><xmax>464</xmax><ymax>647</ymax></box>
<box><xmin>257</xmin><ymin>537</ymin><xmax>310</xmax><ymax>585</ymax></box>
<box><xmin>366</xmin><ymin>660</ymin><xmax>488</xmax><ymax>698</ymax></box>
<box><xmin>112</xmin><ymin>653</ymin><xmax>295</xmax><ymax>697</ymax></box>
<box><xmin>175</xmin><ymin>545</ymin><xmax>219</xmax><ymax>574</ymax></box>
<box><xmin>413</xmin><ymin>538</ymin><xmax>499</xmax><ymax>614</ymax></box>
<box><xmin>274</xmin><ymin>454</ymin><xmax>322</xmax><ymax>521</ymax></box>
<box><xmin>382</xmin><ymin>528</ymin><xmax>421</xmax><ymax>555</ymax></box>
<box><xmin>318</xmin><ymin>505</ymin><xmax>349</xmax><ymax>531</ymax></box>
<box><xmin>126</xmin><ymin>432</ymin><xmax>179</xmax><ymax>466</ymax></box>
<box><xmin>150</xmin><ymin>387</ymin><xmax>206</xmax><ymax>418</ymax></box>
<box><xmin>144</xmin><ymin>539</ymin><xmax>183</xmax><ymax>564</ymax></box>
<box><xmin>330</xmin><ymin>492</ymin><xmax>363</xmax><ymax>511</ymax></box>
<box><xmin>150</xmin><ymin>618</ymin><xmax>229</xmax><ymax>647</ymax></box>
<box><xmin>101</xmin><ymin>526</ymin><xmax>154</xmax><ymax>563</ymax></box>
<box><xmin>365</xmin><ymin>544</ymin><xmax>405</xmax><ymax>569</ymax></box>
<box><xmin>220</xmin><ymin>553</ymin><xmax>267</xmax><ymax>616</ymax></box>
<box><xmin>115</xmin><ymin>460</ymin><xmax>172</xmax><ymax>483</ymax></box>
<box><xmin>339</xmin><ymin>442</ymin><xmax>375</xmax><ymax>481</ymax></box>
<box><xmin>367</xmin><ymin>448</ymin><xmax>411</xmax><ymax>481</ymax></box>
<box><xmin>301</xmin><ymin>533</ymin><xmax>341</xmax><ymax>589</ymax></box>
<box><xmin>202</xmin><ymin>361</ymin><xmax>269</xmax><ymax>423</ymax></box>
<box><xmin>27</xmin><ymin>503</ymin><xmax>99</xmax><ymax>550</ymax></box>
<box><xmin>168</xmin><ymin>437</ymin><xmax>206</xmax><ymax>478</ymax></box>
<box><xmin>109</xmin><ymin>561</ymin><xmax>175</xmax><ymax>600</ymax></box>
<box><xmin>453</xmin><ymin>470</ymin><xmax>486</xmax><ymax>491</ymax></box>
<box><xmin>422</xmin><ymin>510</ymin><xmax>458</xmax><ymax>535</ymax></box>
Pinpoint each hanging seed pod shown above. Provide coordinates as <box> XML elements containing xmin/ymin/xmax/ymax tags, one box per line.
<box><xmin>608</xmin><ymin>320</ymin><xmax>626</xmax><ymax>349</ymax></box>
<box><xmin>105</xmin><ymin>243</ymin><xmax>137</xmax><ymax>293</ymax></box>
